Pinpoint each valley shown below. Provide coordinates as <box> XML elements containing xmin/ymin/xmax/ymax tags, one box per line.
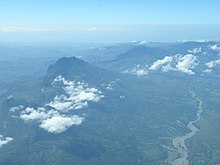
<box><xmin>0</xmin><ymin>41</ymin><xmax>220</xmax><ymax>164</ymax></box>
<box><xmin>172</xmin><ymin>90</ymin><xmax>203</xmax><ymax>165</ymax></box>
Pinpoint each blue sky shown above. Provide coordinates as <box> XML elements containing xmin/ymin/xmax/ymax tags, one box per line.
<box><xmin>0</xmin><ymin>0</ymin><xmax>220</xmax><ymax>42</ymax></box>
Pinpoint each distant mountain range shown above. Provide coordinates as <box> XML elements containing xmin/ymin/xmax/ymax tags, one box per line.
<box><xmin>95</xmin><ymin>41</ymin><xmax>220</xmax><ymax>78</ymax></box>
<box><xmin>0</xmin><ymin>41</ymin><xmax>220</xmax><ymax>164</ymax></box>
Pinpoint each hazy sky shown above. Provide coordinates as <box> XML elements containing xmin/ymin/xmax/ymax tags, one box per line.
<box><xmin>0</xmin><ymin>0</ymin><xmax>220</xmax><ymax>42</ymax></box>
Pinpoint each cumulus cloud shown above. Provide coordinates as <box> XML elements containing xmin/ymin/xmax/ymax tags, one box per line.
<box><xmin>105</xmin><ymin>81</ymin><xmax>116</xmax><ymax>90</ymax></box>
<box><xmin>20</xmin><ymin>107</ymin><xmax>58</xmax><ymax>122</ymax></box>
<box><xmin>206</xmin><ymin>59</ymin><xmax>220</xmax><ymax>68</ymax></box>
<box><xmin>48</xmin><ymin>76</ymin><xmax>104</xmax><ymax>111</ymax></box>
<box><xmin>203</xmin><ymin>69</ymin><xmax>212</xmax><ymax>73</ymax></box>
<box><xmin>9</xmin><ymin>105</ymin><xmax>23</xmax><ymax>112</ymax></box>
<box><xmin>209</xmin><ymin>45</ymin><xmax>220</xmax><ymax>51</ymax></box>
<box><xmin>135</xmin><ymin>68</ymin><xmax>149</xmax><ymax>76</ymax></box>
<box><xmin>123</xmin><ymin>54</ymin><xmax>198</xmax><ymax>76</ymax></box>
<box><xmin>10</xmin><ymin>76</ymin><xmax>103</xmax><ymax>134</ymax></box>
<box><xmin>149</xmin><ymin>56</ymin><xmax>173</xmax><ymax>70</ymax></box>
<box><xmin>19</xmin><ymin>106</ymin><xmax>83</xmax><ymax>134</ymax></box>
<box><xmin>120</xmin><ymin>95</ymin><xmax>125</xmax><ymax>99</ymax></box>
<box><xmin>187</xmin><ymin>48</ymin><xmax>202</xmax><ymax>54</ymax></box>
<box><xmin>7</xmin><ymin>95</ymin><xmax>13</xmax><ymax>99</ymax></box>
<box><xmin>149</xmin><ymin>54</ymin><xmax>198</xmax><ymax>75</ymax></box>
<box><xmin>106</xmin><ymin>85</ymin><xmax>113</xmax><ymax>90</ymax></box>
<box><xmin>161</xmin><ymin>63</ymin><xmax>176</xmax><ymax>72</ymax></box>
<box><xmin>123</xmin><ymin>65</ymin><xmax>148</xmax><ymax>77</ymax></box>
<box><xmin>175</xmin><ymin>54</ymin><xmax>198</xmax><ymax>75</ymax></box>
<box><xmin>40</xmin><ymin>115</ymin><xmax>83</xmax><ymax>134</ymax></box>
<box><xmin>47</xmin><ymin>95</ymin><xmax>82</xmax><ymax>111</ymax></box>
<box><xmin>0</xmin><ymin>135</ymin><xmax>13</xmax><ymax>147</ymax></box>
<box><xmin>100</xmin><ymin>80</ymin><xmax>118</xmax><ymax>90</ymax></box>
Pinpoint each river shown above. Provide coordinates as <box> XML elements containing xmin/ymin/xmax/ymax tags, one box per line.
<box><xmin>172</xmin><ymin>90</ymin><xmax>203</xmax><ymax>165</ymax></box>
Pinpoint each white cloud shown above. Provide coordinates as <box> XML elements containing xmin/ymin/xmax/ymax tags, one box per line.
<box><xmin>120</xmin><ymin>95</ymin><xmax>125</xmax><ymax>99</ymax></box>
<box><xmin>131</xmin><ymin>40</ymin><xmax>147</xmax><ymax>44</ymax></box>
<box><xmin>209</xmin><ymin>45</ymin><xmax>220</xmax><ymax>51</ymax></box>
<box><xmin>175</xmin><ymin>54</ymin><xmax>198</xmax><ymax>75</ymax></box>
<box><xmin>135</xmin><ymin>68</ymin><xmax>149</xmax><ymax>76</ymax></box>
<box><xmin>206</xmin><ymin>61</ymin><xmax>215</xmax><ymax>68</ymax></box>
<box><xmin>87</xmin><ymin>27</ymin><xmax>101</xmax><ymax>31</ymax></box>
<box><xmin>180</xmin><ymin>39</ymin><xmax>217</xmax><ymax>43</ymax></box>
<box><xmin>123</xmin><ymin>65</ymin><xmax>148</xmax><ymax>77</ymax></box>
<box><xmin>47</xmin><ymin>95</ymin><xmax>79</xmax><ymax>111</ymax></box>
<box><xmin>84</xmin><ymin>26</ymin><xmax>120</xmax><ymax>32</ymax></box>
<box><xmin>0</xmin><ymin>25</ymin><xmax>120</xmax><ymax>33</ymax></box>
<box><xmin>48</xmin><ymin>76</ymin><xmax>104</xmax><ymax>111</ymax></box>
<box><xmin>11</xmin><ymin>76</ymin><xmax>103</xmax><ymax>134</ymax></box>
<box><xmin>206</xmin><ymin>59</ymin><xmax>220</xmax><ymax>68</ymax></box>
<box><xmin>40</xmin><ymin>115</ymin><xmax>83</xmax><ymax>134</ymax></box>
<box><xmin>9</xmin><ymin>105</ymin><xmax>23</xmax><ymax>112</ymax></box>
<box><xmin>20</xmin><ymin>107</ymin><xmax>58</xmax><ymax>122</ymax></box>
<box><xmin>7</xmin><ymin>95</ymin><xmax>13</xmax><ymax>99</ymax></box>
<box><xmin>149</xmin><ymin>56</ymin><xmax>173</xmax><ymax>70</ymax></box>
<box><xmin>149</xmin><ymin>54</ymin><xmax>198</xmax><ymax>75</ymax></box>
<box><xmin>0</xmin><ymin>27</ymin><xmax>51</xmax><ymax>33</ymax></box>
<box><xmin>0</xmin><ymin>24</ymin><xmax>68</xmax><ymax>33</ymax></box>
<box><xmin>19</xmin><ymin>106</ymin><xmax>83</xmax><ymax>134</ymax></box>
<box><xmin>86</xmin><ymin>27</ymin><xmax>113</xmax><ymax>32</ymax></box>
<box><xmin>161</xmin><ymin>63</ymin><xmax>176</xmax><ymax>72</ymax></box>
<box><xmin>106</xmin><ymin>84</ymin><xmax>113</xmax><ymax>90</ymax></box>
<box><xmin>0</xmin><ymin>135</ymin><xmax>13</xmax><ymax>147</ymax></box>
<box><xmin>124</xmin><ymin>54</ymin><xmax>198</xmax><ymax>76</ymax></box>
<box><xmin>187</xmin><ymin>48</ymin><xmax>202</xmax><ymax>54</ymax></box>
<box><xmin>101</xmin><ymin>81</ymin><xmax>117</xmax><ymax>90</ymax></box>
<box><xmin>203</xmin><ymin>69</ymin><xmax>212</xmax><ymax>73</ymax></box>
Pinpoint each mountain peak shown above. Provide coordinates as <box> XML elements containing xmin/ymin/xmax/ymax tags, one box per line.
<box><xmin>44</xmin><ymin>56</ymin><xmax>90</xmax><ymax>84</ymax></box>
<box><xmin>55</xmin><ymin>56</ymin><xmax>88</xmax><ymax>68</ymax></box>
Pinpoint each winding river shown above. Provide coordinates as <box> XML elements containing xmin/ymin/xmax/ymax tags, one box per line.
<box><xmin>172</xmin><ymin>90</ymin><xmax>203</xmax><ymax>165</ymax></box>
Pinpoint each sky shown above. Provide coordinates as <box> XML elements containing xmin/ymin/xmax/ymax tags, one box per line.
<box><xmin>0</xmin><ymin>0</ymin><xmax>220</xmax><ymax>42</ymax></box>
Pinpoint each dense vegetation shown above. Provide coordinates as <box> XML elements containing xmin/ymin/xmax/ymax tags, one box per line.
<box><xmin>0</xmin><ymin>42</ymin><xmax>220</xmax><ymax>164</ymax></box>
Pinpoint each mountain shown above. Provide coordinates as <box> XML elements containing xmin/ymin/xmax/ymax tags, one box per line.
<box><xmin>44</xmin><ymin>56</ymin><xmax>120</xmax><ymax>87</ymax></box>
<box><xmin>0</xmin><ymin>42</ymin><xmax>220</xmax><ymax>164</ymax></box>
<box><xmin>95</xmin><ymin>41</ymin><xmax>220</xmax><ymax>78</ymax></box>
